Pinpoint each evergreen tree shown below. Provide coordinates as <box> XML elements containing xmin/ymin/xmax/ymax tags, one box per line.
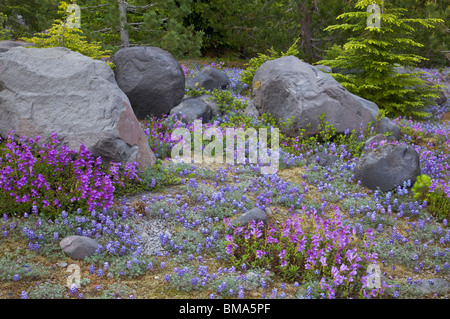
<box><xmin>0</xmin><ymin>0</ymin><xmax>60</xmax><ymax>38</ymax></box>
<box><xmin>317</xmin><ymin>0</ymin><xmax>445</xmax><ymax>119</ymax></box>
<box><xmin>0</xmin><ymin>12</ymin><xmax>9</xmax><ymax>39</ymax></box>
<box><xmin>22</xmin><ymin>1</ymin><xmax>114</xmax><ymax>68</ymax></box>
<box><xmin>72</xmin><ymin>0</ymin><xmax>203</xmax><ymax>58</ymax></box>
<box><xmin>192</xmin><ymin>0</ymin><xmax>354</xmax><ymax>61</ymax></box>
<box><xmin>389</xmin><ymin>0</ymin><xmax>449</xmax><ymax>68</ymax></box>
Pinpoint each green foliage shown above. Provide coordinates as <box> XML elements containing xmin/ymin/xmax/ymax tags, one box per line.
<box><xmin>412</xmin><ymin>174</ymin><xmax>432</xmax><ymax>200</ymax></box>
<box><xmin>192</xmin><ymin>0</ymin><xmax>355</xmax><ymax>61</ymax></box>
<box><xmin>240</xmin><ymin>38</ymin><xmax>301</xmax><ymax>86</ymax></box>
<box><xmin>412</xmin><ymin>175</ymin><xmax>450</xmax><ymax>221</ymax></box>
<box><xmin>28</xmin><ymin>282</ymin><xmax>67</xmax><ymax>299</ymax></box>
<box><xmin>111</xmin><ymin>159</ymin><xmax>183</xmax><ymax>199</ymax></box>
<box><xmin>0</xmin><ymin>251</ymin><xmax>49</xmax><ymax>281</ymax></box>
<box><xmin>72</xmin><ymin>0</ymin><xmax>203</xmax><ymax>58</ymax></box>
<box><xmin>0</xmin><ymin>13</ymin><xmax>11</xmax><ymax>40</ymax></box>
<box><xmin>0</xmin><ymin>0</ymin><xmax>60</xmax><ymax>38</ymax></box>
<box><xmin>317</xmin><ymin>0</ymin><xmax>445</xmax><ymax>119</ymax></box>
<box><xmin>22</xmin><ymin>1</ymin><xmax>114</xmax><ymax>68</ymax></box>
<box><xmin>139</xmin><ymin>161</ymin><xmax>182</xmax><ymax>192</ymax></box>
<box><xmin>388</xmin><ymin>0</ymin><xmax>450</xmax><ymax>68</ymax></box>
<box><xmin>212</xmin><ymin>89</ymin><xmax>248</xmax><ymax>113</ymax></box>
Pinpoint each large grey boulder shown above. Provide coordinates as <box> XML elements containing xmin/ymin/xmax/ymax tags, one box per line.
<box><xmin>0</xmin><ymin>47</ymin><xmax>156</xmax><ymax>170</ymax></box>
<box><xmin>59</xmin><ymin>235</ymin><xmax>99</xmax><ymax>260</ymax></box>
<box><xmin>170</xmin><ymin>97</ymin><xmax>212</xmax><ymax>123</ymax></box>
<box><xmin>113</xmin><ymin>46</ymin><xmax>185</xmax><ymax>119</ymax></box>
<box><xmin>252</xmin><ymin>56</ymin><xmax>379</xmax><ymax>136</ymax></box>
<box><xmin>354</xmin><ymin>144</ymin><xmax>421</xmax><ymax>192</ymax></box>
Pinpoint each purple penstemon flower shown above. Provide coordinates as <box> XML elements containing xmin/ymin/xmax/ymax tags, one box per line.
<box><xmin>256</xmin><ymin>250</ymin><xmax>267</xmax><ymax>259</ymax></box>
<box><xmin>266</xmin><ymin>235</ymin><xmax>279</xmax><ymax>244</ymax></box>
<box><xmin>225</xmin><ymin>234</ymin><xmax>238</xmax><ymax>254</ymax></box>
<box><xmin>319</xmin><ymin>256</ymin><xmax>327</xmax><ymax>267</ymax></box>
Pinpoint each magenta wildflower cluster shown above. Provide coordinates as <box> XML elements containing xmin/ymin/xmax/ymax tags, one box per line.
<box><xmin>0</xmin><ymin>131</ymin><xmax>141</xmax><ymax>217</ymax></box>
<box><xmin>224</xmin><ymin>205</ymin><xmax>381</xmax><ymax>298</ymax></box>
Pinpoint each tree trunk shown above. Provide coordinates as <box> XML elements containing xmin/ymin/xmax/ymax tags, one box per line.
<box><xmin>299</xmin><ymin>3</ymin><xmax>315</xmax><ymax>61</ymax></box>
<box><xmin>118</xmin><ymin>0</ymin><xmax>129</xmax><ymax>48</ymax></box>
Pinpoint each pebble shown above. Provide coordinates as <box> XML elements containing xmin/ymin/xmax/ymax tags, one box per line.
<box><xmin>129</xmin><ymin>216</ymin><xmax>173</xmax><ymax>256</ymax></box>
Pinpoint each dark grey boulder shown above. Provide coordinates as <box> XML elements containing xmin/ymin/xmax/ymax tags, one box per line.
<box><xmin>186</xmin><ymin>72</ymin><xmax>221</xmax><ymax>91</ymax></box>
<box><xmin>59</xmin><ymin>235</ymin><xmax>99</xmax><ymax>260</ymax></box>
<box><xmin>170</xmin><ymin>98</ymin><xmax>212</xmax><ymax>123</ymax></box>
<box><xmin>231</xmin><ymin>207</ymin><xmax>269</xmax><ymax>228</ymax></box>
<box><xmin>252</xmin><ymin>56</ymin><xmax>379</xmax><ymax>136</ymax></box>
<box><xmin>200</xmin><ymin>66</ymin><xmax>230</xmax><ymax>89</ymax></box>
<box><xmin>306</xmin><ymin>152</ymin><xmax>338</xmax><ymax>167</ymax></box>
<box><xmin>354</xmin><ymin>144</ymin><xmax>421</xmax><ymax>192</ymax></box>
<box><xmin>375</xmin><ymin>117</ymin><xmax>401</xmax><ymax>140</ymax></box>
<box><xmin>113</xmin><ymin>46</ymin><xmax>185</xmax><ymax>119</ymax></box>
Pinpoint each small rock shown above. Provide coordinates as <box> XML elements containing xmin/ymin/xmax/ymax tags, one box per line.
<box><xmin>375</xmin><ymin>117</ymin><xmax>401</xmax><ymax>140</ymax></box>
<box><xmin>170</xmin><ymin>97</ymin><xmax>212</xmax><ymax>124</ymax></box>
<box><xmin>200</xmin><ymin>66</ymin><xmax>230</xmax><ymax>89</ymax></box>
<box><xmin>58</xmin><ymin>262</ymin><xmax>68</xmax><ymax>268</ymax></box>
<box><xmin>59</xmin><ymin>235</ymin><xmax>100</xmax><ymax>260</ymax></box>
<box><xmin>230</xmin><ymin>207</ymin><xmax>269</xmax><ymax>228</ymax></box>
<box><xmin>306</xmin><ymin>152</ymin><xmax>338</xmax><ymax>167</ymax></box>
<box><xmin>186</xmin><ymin>73</ymin><xmax>221</xmax><ymax>91</ymax></box>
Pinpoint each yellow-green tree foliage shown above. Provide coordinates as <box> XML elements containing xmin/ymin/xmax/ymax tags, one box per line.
<box><xmin>23</xmin><ymin>1</ymin><xmax>114</xmax><ymax>68</ymax></box>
